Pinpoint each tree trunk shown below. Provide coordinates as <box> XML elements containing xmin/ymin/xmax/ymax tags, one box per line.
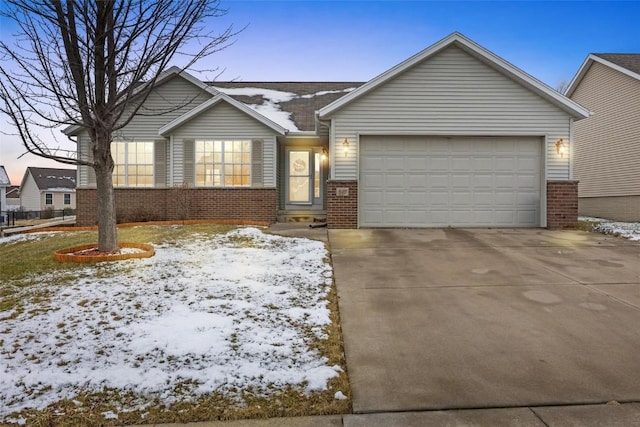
<box><xmin>92</xmin><ymin>127</ymin><xmax>118</xmax><ymax>252</ymax></box>
<box><xmin>94</xmin><ymin>164</ymin><xmax>118</xmax><ymax>251</ymax></box>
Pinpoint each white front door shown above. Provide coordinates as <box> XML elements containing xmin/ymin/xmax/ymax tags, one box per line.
<box><xmin>286</xmin><ymin>148</ymin><xmax>324</xmax><ymax>209</ymax></box>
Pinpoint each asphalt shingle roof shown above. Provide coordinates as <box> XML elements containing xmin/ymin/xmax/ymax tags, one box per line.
<box><xmin>594</xmin><ymin>54</ymin><xmax>640</xmax><ymax>75</ymax></box>
<box><xmin>27</xmin><ymin>167</ymin><xmax>76</xmax><ymax>190</ymax></box>
<box><xmin>0</xmin><ymin>166</ymin><xmax>9</xmax><ymax>186</ymax></box>
<box><xmin>209</xmin><ymin>82</ymin><xmax>365</xmax><ymax>131</ymax></box>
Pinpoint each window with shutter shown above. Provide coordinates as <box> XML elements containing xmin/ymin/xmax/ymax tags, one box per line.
<box><xmin>154</xmin><ymin>139</ymin><xmax>167</xmax><ymax>187</ymax></box>
<box><xmin>251</xmin><ymin>139</ymin><xmax>264</xmax><ymax>187</ymax></box>
<box><xmin>183</xmin><ymin>139</ymin><xmax>195</xmax><ymax>185</ymax></box>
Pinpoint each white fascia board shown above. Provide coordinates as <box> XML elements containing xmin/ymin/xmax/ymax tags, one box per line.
<box><xmin>566</xmin><ymin>54</ymin><xmax>640</xmax><ymax>97</ymax></box>
<box><xmin>319</xmin><ymin>32</ymin><xmax>590</xmax><ymax>120</ymax></box>
<box><xmin>158</xmin><ymin>93</ymin><xmax>287</xmax><ymax>136</ymax></box>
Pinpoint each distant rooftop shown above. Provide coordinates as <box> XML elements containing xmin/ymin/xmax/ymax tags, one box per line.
<box><xmin>210</xmin><ymin>82</ymin><xmax>364</xmax><ymax>132</ymax></box>
<box><xmin>0</xmin><ymin>166</ymin><xmax>9</xmax><ymax>186</ymax></box>
<box><xmin>594</xmin><ymin>54</ymin><xmax>640</xmax><ymax>75</ymax></box>
<box><xmin>26</xmin><ymin>167</ymin><xmax>76</xmax><ymax>191</ymax></box>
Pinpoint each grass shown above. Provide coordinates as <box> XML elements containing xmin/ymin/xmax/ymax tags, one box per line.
<box><xmin>576</xmin><ymin>219</ymin><xmax>603</xmax><ymax>233</ymax></box>
<box><xmin>0</xmin><ymin>224</ymin><xmax>351</xmax><ymax>426</ymax></box>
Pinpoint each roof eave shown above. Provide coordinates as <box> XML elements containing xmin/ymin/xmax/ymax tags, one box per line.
<box><xmin>566</xmin><ymin>54</ymin><xmax>640</xmax><ymax>98</ymax></box>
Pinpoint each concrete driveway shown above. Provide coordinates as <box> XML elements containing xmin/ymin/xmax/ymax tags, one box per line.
<box><xmin>329</xmin><ymin>228</ymin><xmax>640</xmax><ymax>414</ymax></box>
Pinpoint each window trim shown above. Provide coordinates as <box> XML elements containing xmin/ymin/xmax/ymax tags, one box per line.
<box><xmin>45</xmin><ymin>193</ymin><xmax>53</xmax><ymax>205</ymax></box>
<box><xmin>63</xmin><ymin>193</ymin><xmax>71</xmax><ymax>205</ymax></box>
<box><xmin>112</xmin><ymin>141</ymin><xmax>155</xmax><ymax>188</ymax></box>
<box><xmin>194</xmin><ymin>139</ymin><xmax>252</xmax><ymax>188</ymax></box>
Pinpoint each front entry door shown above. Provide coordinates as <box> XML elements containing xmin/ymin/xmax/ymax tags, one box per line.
<box><xmin>286</xmin><ymin>148</ymin><xmax>324</xmax><ymax>209</ymax></box>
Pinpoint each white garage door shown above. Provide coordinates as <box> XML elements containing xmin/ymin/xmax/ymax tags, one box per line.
<box><xmin>359</xmin><ymin>135</ymin><xmax>542</xmax><ymax>227</ymax></box>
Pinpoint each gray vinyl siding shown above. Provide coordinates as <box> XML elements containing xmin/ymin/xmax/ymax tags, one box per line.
<box><xmin>326</xmin><ymin>45</ymin><xmax>572</xmax><ymax>181</ymax></box>
<box><xmin>169</xmin><ymin>102</ymin><xmax>278</xmax><ymax>187</ymax></box>
<box><xmin>77</xmin><ymin>133</ymin><xmax>96</xmax><ymax>188</ymax></box>
<box><xmin>570</xmin><ymin>62</ymin><xmax>640</xmax><ymax>198</ymax></box>
<box><xmin>114</xmin><ymin>76</ymin><xmax>212</xmax><ymax>142</ymax></box>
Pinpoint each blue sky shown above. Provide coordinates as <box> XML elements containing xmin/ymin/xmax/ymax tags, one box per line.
<box><xmin>1</xmin><ymin>0</ymin><xmax>639</xmax><ymax>183</ymax></box>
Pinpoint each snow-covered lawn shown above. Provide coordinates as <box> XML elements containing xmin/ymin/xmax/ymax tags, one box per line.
<box><xmin>579</xmin><ymin>216</ymin><xmax>640</xmax><ymax>241</ymax></box>
<box><xmin>0</xmin><ymin>227</ymin><xmax>345</xmax><ymax>424</ymax></box>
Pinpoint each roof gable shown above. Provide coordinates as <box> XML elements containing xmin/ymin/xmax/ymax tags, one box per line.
<box><xmin>23</xmin><ymin>167</ymin><xmax>76</xmax><ymax>191</ymax></box>
<box><xmin>566</xmin><ymin>53</ymin><xmax>640</xmax><ymax>97</ymax></box>
<box><xmin>159</xmin><ymin>93</ymin><xmax>288</xmax><ymax>136</ymax></box>
<box><xmin>63</xmin><ymin>67</ymin><xmax>217</xmax><ymax>136</ymax></box>
<box><xmin>319</xmin><ymin>32</ymin><xmax>589</xmax><ymax>120</ymax></box>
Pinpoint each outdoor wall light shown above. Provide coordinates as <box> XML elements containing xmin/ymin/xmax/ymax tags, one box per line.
<box><xmin>321</xmin><ymin>148</ymin><xmax>328</xmax><ymax>161</ymax></box>
<box><xmin>342</xmin><ymin>138</ymin><xmax>349</xmax><ymax>157</ymax></box>
<box><xmin>555</xmin><ymin>139</ymin><xmax>567</xmax><ymax>158</ymax></box>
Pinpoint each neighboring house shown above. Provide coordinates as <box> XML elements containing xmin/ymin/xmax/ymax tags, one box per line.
<box><xmin>566</xmin><ymin>54</ymin><xmax>640</xmax><ymax>221</ymax></box>
<box><xmin>68</xmin><ymin>32</ymin><xmax>589</xmax><ymax>229</ymax></box>
<box><xmin>0</xmin><ymin>166</ymin><xmax>9</xmax><ymax>213</ymax></box>
<box><xmin>19</xmin><ymin>167</ymin><xmax>77</xmax><ymax>211</ymax></box>
<box><xmin>5</xmin><ymin>186</ymin><xmax>20</xmax><ymax>211</ymax></box>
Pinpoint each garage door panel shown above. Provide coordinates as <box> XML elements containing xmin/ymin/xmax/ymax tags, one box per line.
<box><xmin>407</xmin><ymin>174</ymin><xmax>427</xmax><ymax>187</ymax></box>
<box><xmin>495</xmin><ymin>175</ymin><xmax>516</xmax><ymax>188</ymax></box>
<box><xmin>385</xmin><ymin>210</ymin><xmax>406</xmax><ymax>224</ymax></box>
<box><xmin>386</xmin><ymin>174</ymin><xmax>405</xmax><ymax>188</ymax></box>
<box><xmin>359</xmin><ymin>136</ymin><xmax>541</xmax><ymax>227</ymax></box>
<box><xmin>428</xmin><ymin>157</ymin><xmax>450</xmax><ymax>171</ymax></box>
<box><xmin>473</xmin><ymin>157</ymin><xmax>494</xmax><ymax>171</ymax></box>
<box><xmin>495</xmin><ymin>157</ymin><xmax>517</xmax><ymax>170</ymax></box>
<box><xmin>385</xmin><ymin>191</ymin><xmax>405</xmax><ymax>205</ymax></box>
<box><xmin>473</xmin><ymin>174</ymin><xmax>494</xmax><ymax>188</ymax></box>
<box><xmin>429</xmin><ymin>192</ymin><xmax>449</xmax><ymax>205</ymax></box>
<box><xmin>407</xmin><ymin>157</ymin><xmax>427</xmax><ymax>170</ymax></box>
<box><xmin>361</xmin><ymin>190</ymin><xmax>383</xmax><ymax>204</ymax></box>
<box><xmin>407</xmin><ymin>191</ymin><xmax>427</xmax><ymax>205</ymax></box>
<box><xmin>452</xmin><ymin>158</ymin><xmax>472</xmax><ymax>171</ymax></box>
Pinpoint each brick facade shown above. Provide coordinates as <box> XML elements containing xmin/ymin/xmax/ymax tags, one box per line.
<box><xmin>326</xmin><ymin>180</ymin><xmax>358</xmax><ymax>229</ymax></box>
<box><xmin>546</xmin><ymin>180</ymin><xmax>579</xmax><ymax>229</ymax></box>
<box><xmin>76</xmin><ymin>187</ymin><xmax>277</xmax><ymax>226</ymax></box>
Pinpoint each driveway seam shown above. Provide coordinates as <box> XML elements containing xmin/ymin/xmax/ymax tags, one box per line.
<box><xmin>529</xmin><ymin>407</ymin><xmax>550</xmax><ymax>427</ymax></box>
<box><xmin>585</xmin><ymin>284</ymin><xmax>640</xmax><ymax>312</ymax></box>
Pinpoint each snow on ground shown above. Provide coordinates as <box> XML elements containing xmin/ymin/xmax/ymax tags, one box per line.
<box><xmin>0</xmin><ymin>231</ymin><xmax>63</xmax><ymax>245</ymax></box>
<box><xmin>579</xmin><ymin>216</ymin><xmax>640</xmax><ymax>241</ymax></box>
<box><xmin>0</xmin><ymin>227</ymin><xmax>339</xmax><ymax>419</ymax></box>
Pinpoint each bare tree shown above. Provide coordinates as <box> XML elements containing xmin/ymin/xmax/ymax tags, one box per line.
<box><xmin>0</xmin><ymin>0</ymin><xmax>234</xmax><ymax>251</ymax></box>
<box><xmin>556</xmin><ymin>79</ymin><xmax>570</xmax><ymax>94</ymax></box>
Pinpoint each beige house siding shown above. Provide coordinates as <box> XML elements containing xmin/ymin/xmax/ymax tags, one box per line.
<box><xmin>579</xmin><ymin>196</ymin><xmax>640</xmax><ymax>222</ymax></box>
<box><xmin>40</xmin><ymin>191</ymin><xmax>76</xmax><ymax>210</ymax></box>
<box><xmin>571</xmin><ymin>62</ymin><xmax>640</xmax><ymax>198</ymax></box>
<box><xmin>325</xmin><ymin>45</ymin><xmax>573</xmax><ymax>181</ymax></box>
<box><xmin>169</xmin><ymin>102</ymin><xmax>278</xmax><ymax>187</ymax></box>
<box><xmin>19</xmin><ymin>172</ymin><xmax>41</xmax><ymax>211</ymax></box>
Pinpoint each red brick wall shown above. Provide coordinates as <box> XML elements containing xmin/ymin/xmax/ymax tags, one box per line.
<box><xmin>76</xmin><ymin>187</ymin><xmax>277</xmax><ymax>226</ymax></box>
<box><xmin>547</xmin><ymin>181</ymin><xmax>579</xmax><ymax>229</ymax></box>
<box><xmin>327</xmin><ymin>180</ymin><xmax>358</xmax><ymax>229</ymax></box>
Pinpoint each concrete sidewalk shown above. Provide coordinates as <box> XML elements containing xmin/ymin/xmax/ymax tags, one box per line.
<box><xmin>134</xmin><ymin>402</ymin><xmax>640</xmax><ymax>426</ymax></box>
